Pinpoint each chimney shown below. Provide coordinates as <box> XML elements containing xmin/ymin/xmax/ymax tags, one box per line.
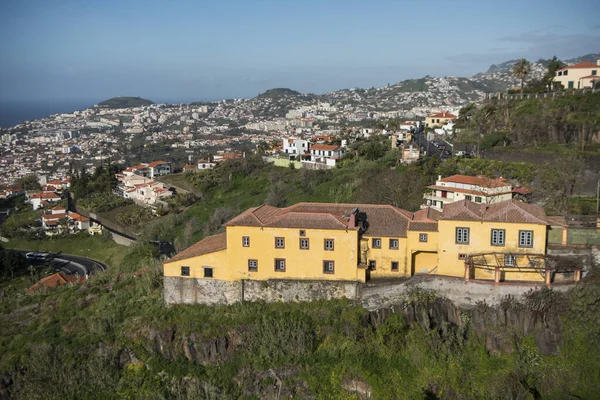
<box><xmin>597</xmin><ymin>59</ymin><xmax>600</xmax><ymax>66</ymax></box>
<box><xmin>438</xmin><ymin>175</ymin><xmax>442</xmax><ymax>181</ymax></box>
<box><xmin>346</xmin><ymin>212</ymin><xmax>356</xmax><ymax>230</ymax></box>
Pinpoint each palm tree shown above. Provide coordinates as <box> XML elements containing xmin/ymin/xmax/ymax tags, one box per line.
<box><xmin>512</xmin><ymin>58</ymin><xmax>532</xmax><ymax>95</ymax></box>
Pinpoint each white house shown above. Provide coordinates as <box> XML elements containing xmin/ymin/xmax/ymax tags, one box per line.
<box><xmin>28</xmin><ymin>191</ymin><xmax>61</xmax><ymax>210</ymax></box>
<box><xmin>283</xmin><ymin>138</ymin><xmax>310</xmax><ymax>155</ymax></box>
<box><xmin>42</xmin><ymin>208</ymin><xmax>90</xmax><ymax>236</ymax></box>
<box><xmin>127</xmin><ymin>181</ymin><xmax>173</xmax><ymax>205</ymax></box>
<box><xmin>197</xmin><ymin>159</ymin><xmax>216</xmax><ymax>170</ymax></box>
<box><xmin>423</xmin><ymin>174</ymin><xmax>514</xmax><ymax>211</ymax></box>
<box><xmin>554</xmin><ymin>60</ymin><xmax>600</xmax><ymax>89</ymax></box>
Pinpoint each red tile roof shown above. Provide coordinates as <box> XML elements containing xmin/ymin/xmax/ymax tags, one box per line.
<box><xmin>27</xmin><ymin>272</ymin><xmax>85</xmax><ymax>294</ymax></box>
<box><xmin>226</xmin><ymin>203</ymin><xmax>412</xmax><ymax>237</ymax></box>
<box><xmin>428</xmin><ymin>112</ymin><xmax>457</xmax><ymax>119</ymax></box>
<box><xmin>311</xmin><ymin>144</ymin><xmax>341</xmax><ymax>151</ymax></box>
<box><xmin>167</xmin><ymin>232</ymin><xmax>227</xmax><ymax>262</ymax></box>
<box><xmin>439</xmin><ymin>174</ymin><xmax>509</xmax><ymax>188</ymax></box>
<box><xmin>558</xmin><ymin>61</ymin><xmax>599</xmax><ymax>70</ymax></box>
<box><xmin>580</xmin><ymin>75</ymin><xmax>599</xmax><ymax>79</ymax></box>
<box><xmin>148</xmin><ymin>160</ymin><xmax>168</xmax><ymax>167</ymax></box>
<box><xmin>30</xmin><ymin>191</ymin><xmax>61</xmax><ymax>200</ymax></box>
<box><xmin>69</xmin><ymin>212</ymin><xmax>89</xmax><ymax>222</ymax></box>
<box><xmin>439</xmin><ymin>199</ymin><xmax>547</xmax><ymax>224</ymax></box>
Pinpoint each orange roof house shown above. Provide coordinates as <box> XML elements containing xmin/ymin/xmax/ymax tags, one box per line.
<box><xmin>27</xmin><ymin>272</ymin><xmax>85</xmax><ymax>294</ymax></box>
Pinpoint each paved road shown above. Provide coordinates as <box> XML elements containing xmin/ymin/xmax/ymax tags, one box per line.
<box><xmin>16</xmin><ymin>250</ymin><xmax>107</xmax><ymax>277</ymax></box>
<box><xmin>414</xmin><ymin>132</ymin><xmax>441</xmax><ymax>157</ymax></box>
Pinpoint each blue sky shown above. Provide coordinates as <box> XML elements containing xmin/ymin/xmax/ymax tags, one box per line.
<box><xmin>0</xmin><ymin>0</ymin><xmax>598</xmax><ymax>104</ymax></box>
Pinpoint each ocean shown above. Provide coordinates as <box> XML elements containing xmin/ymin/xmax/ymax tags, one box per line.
<box><xmin>0</xmin><ymin>100</ymin><xmax>96</xmax><ymax>128</ymax></box>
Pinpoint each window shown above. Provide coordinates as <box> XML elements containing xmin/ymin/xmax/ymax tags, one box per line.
<box><xmin>465</xmin><ymin>195</ymin><xmax>472</xmax><ymax>201</ymax></box>
<box><xmin>248</xmin><ymin>259</ymin><xmax>258</xmax><ymax>272</ymax></box>
<box><xmin>323</xmin><ymin>260</ymin><xmax>334</xmax><ymax>274</ymax></box>
<box><xmin>519</xmin><ymin>230</ymin><xmax>533</xmax><ymax>248</ymax></box>
<box><xmin>299</xmin><ymin>230</ymin><xmax>306</xmax><ymax>237</ymax></box>
<box><xmin>419</xmin><ymin>233</ymin><xmax>428</xmax><ymax>243</ymax></box>
<box><xmin>568</xmin><ymin>81</ymin><xmax>574</xmax><ymax>89</ymax></box>
<box><xmin>242</xmin><ymin>236</ymin><xmax>250</xmax><ymax>247</ymax></box>
<box><xmin>274</xmin><ymin>258</ymin><xmax>286</xmax><ymax>272</ymax></box>
<box><xmin>181</xmin><ymin>266</ymin><xmax>190</xmax><ymax>276</ymax></box>
<box><xmin>456</xmin><ymin>227</ymin><xmax>470</xmax><ymax>244</ymax></box>
<box><xmin>372</xmin><ymin>238</ymin><xmax>381</xmax><ymax>249</ymax></box>
<box><xmin>300</xmin><ymin>238</ymin><xmax>309</xmax><ymax>250</ymax></box>
<box><xmin>389</xmin><ymin>239</ymin><xmax>399</xmax><ymax>249</ymax></box>
<box><xmin>203</xmin><ymin>267</ymin><xmax>213</xmax><ymax>278</ymax></box>
<box><xmin>275</xmin><ymin>237</ymin><xmax>285</xmax><ymax>248</ymax></box>
<box><xmin>563</xmin><ymin>70</ymin><xmax>568</xmax><ymax>76</ymax></box>
<box><xmin>458</xmin><ymin>254</ymin><xmax>467</xmax><ymax>260</ymax></box>
<box><xmin>324</xmin><ymin>239</ymin><xmax>334</xmax><ymax>251</ymax></box>
<box><xmin>491</xmin><ymin>229</ymin><xmax>505</xmax><ymax>246</ymax></box>
<box><xmin>592</xmin><ymin>70</ymin><xmax>597</xmax><ymax>76</ymax></box>
<box><xmin>391</xmin><ymin>261</ymin><xmax>399</xmax><ymax>271</ymax></box>
<box><xmin>504</xmin><ymin>254</ymin><xmax>516</xmax><ymax>267</ymax></box>
<box><xmin>368</xmin><ymin>260</ymin><xmax>376</xmax><ymax>270</ymax></box>
<box><xmin>475</xmin><ymin>196</ymin><xmax>482</xmax><ymax>203</ymax></box>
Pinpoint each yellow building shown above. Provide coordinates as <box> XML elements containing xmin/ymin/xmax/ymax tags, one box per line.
<box><xmin>425</xmin><ymin>112</ymin><xmax>456</xmax><ymax>127</ymax></box>
<box><xmin>164</xmin><ymin>199</ymin><xmax>559</xmax><ymax>294</ymax></box>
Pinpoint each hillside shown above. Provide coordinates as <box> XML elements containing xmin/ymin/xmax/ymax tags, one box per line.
<box><xmin>256</xmin><ymin>87</ymin><xmax>302</xmax><ymax>100</ymax></box>
<box><xmin>95</xmin><ymin>96</ymin><xmax>154</xmax><ymax>109</ymax></box>
<box><xmin>1</xmin><ymin>236</ymin><xmax>599</xmax><ymax>398</ymax></box>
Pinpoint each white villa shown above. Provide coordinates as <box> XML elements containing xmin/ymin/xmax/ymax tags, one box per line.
<box><xmin>423</xmin><ymin>174</ymin><xmax>514</xmax><ymax>211</ymax></box>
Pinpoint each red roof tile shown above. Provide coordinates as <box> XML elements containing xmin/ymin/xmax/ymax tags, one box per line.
<box><xmin>558</xmin><ymin>61</ymin><xmax>599</xmax><ymax>70</ymax></box>
<box><xmin>428</xmin><ymin>112</ymin><xmax>457</xmax><ymax>119</ymax></box>
<box><xmin>27</xmin><ymin>272</ymin><xmax>85</xmax><ymax>294</ymax></box>
<box><xmin>311</xmin><ymin>144</ymin><xmax>341</xmax><ymax>151</ymax></box>
<box><xmin>167</xmin><ymin>233</ymin><xmax>227</xmax><ymax>262</ymax></box>
<box><xmin>439</xmin><ymin>199</ymin><xmax>547</xmax><ymax>224</ymax></box>
<box><xmin>439</xmin><ymin>174</ymin><xmax>509</xmax><ymax>188</ymax></box>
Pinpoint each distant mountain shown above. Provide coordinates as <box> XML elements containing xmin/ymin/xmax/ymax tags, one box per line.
<box><xmin>95</xmin><ymin>96</ymin><xmax>154</xmax><ymax>109</ymax></box>
<box><xmin>256</xmin><ymin>88</ymin><xmax>302</xmax><ymax>100</ymax></box>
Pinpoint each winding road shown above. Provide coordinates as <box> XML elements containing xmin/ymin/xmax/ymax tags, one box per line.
<box><xmin>16</xmin><ymin>250</ymin><xmax>107</xmax><ymax>277</ymax></box>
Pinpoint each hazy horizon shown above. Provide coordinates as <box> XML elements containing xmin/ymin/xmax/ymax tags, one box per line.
<box><xmin>1</xmin><ymin>0</ymin><xmax>599</xmax><ymax>105</ymax></box>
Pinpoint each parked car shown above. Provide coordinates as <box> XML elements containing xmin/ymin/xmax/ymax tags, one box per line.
<box><xmin>26</xmin><ymin>252</ymin><xmax>49</xmax><ymax>262</ymax></box>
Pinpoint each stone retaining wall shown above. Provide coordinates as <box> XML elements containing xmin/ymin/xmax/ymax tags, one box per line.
<box><xmin>164</xmin><ymin>275</ymin><xmax>576</xmax><ymax>309</ymax></box>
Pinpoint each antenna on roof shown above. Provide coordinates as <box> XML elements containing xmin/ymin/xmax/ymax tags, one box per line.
<box><xmin>343</xmin><ymin>207</ymin><xmax>358</xmax><ymax>218</ymax></box>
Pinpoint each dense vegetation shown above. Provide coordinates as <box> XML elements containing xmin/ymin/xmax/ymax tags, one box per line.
<box><xmin>256</xmin><ymin>88</ymin><xmax>302</xmax><ymax>100</ymax></box>
<box><xmin>95</xmin><ymin>96</ymin><xmax>154</xmax><ymax>108</ymax></box>
<box><xmin>455</xmin><ymin>92</ymin><xmax>600</xmax><ymax>148</ymax></box>
<box><xmin>1</xmin><ymin>239</ymin><xmax>599</xmax><ymax>399</ymax></box>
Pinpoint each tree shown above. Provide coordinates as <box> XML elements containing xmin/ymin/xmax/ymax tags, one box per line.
<box><xmin>512</xmin><ymin>59</ymin><xmax>532</xmax><ymax>95</ymax></box>
<box><xmin>545</xmin><ymin>56</ymin><xmax>566</xmax><ymax>91</ymax></box>
<box><xmin>533</xmin><ymin>153</ymin><xmax>584</xmax><ymax>213</ymax></box>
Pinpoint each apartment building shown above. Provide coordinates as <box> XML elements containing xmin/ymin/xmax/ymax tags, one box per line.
<box><xmin>283</xmin><ymin>138</ymin><xmax>310</xmax><ymax>155</ymax></box>
<box><xmin>423</xmin><ymin>174</ymin><xmax>514</xmax><ymax>210</ymax></box>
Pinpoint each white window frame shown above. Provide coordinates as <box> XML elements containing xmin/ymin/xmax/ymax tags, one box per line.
<box><xmin>519</xmin><ymin>230</ymin><xmax>533</xmax><ymax>248</ymax></box>
<box><xmin>456</xmin><ymin>227</ymin><xmax>470</xmax><ymax>244</ymax></box>
<box><xmin>242</xmin><ymin>236</ymin><xmax>250</xmax><ymax>247</ymax></box>
<box><xmin>389</xmin><ymin>239</ymin><xmax>399</xmax><ymax>249</ymax></box>
<box><xmin>504</xmin><ymin>254</ymin><xmax>516</xmax><ymax>267</ymax></box>
<box><xmin>324</xmin><ymin>239</ymin><xmax>334</xmax><ymax>251</ymax></box>
<box><xmin>275</xmin><ymin>237</ymin><xmax>285</xmax><ymax>249</ymax></box>
<box><xmin>491</xmin><ymin>229</ymin><xmax>505</xmax><ymax>246</ymax></box>
<box><xmin>300</xmin><ymin>238</ymin><xmax>309</xmax><ymax>250</ymax></box>
<box><xmin>419</xmin><ymin>233</ymin><xmax>428</xmax><ymax>243</ymax></box>
<box><xmin>323</xmin><ymin>260</ymin><xmax>334</xmax><ymax>274</ymax></box>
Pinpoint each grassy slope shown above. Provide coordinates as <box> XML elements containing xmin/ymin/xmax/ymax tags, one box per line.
<box><xmin>0</xmin><ymin>248</ymin><xmax>599</xmax><ymax>398</ymax></box>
